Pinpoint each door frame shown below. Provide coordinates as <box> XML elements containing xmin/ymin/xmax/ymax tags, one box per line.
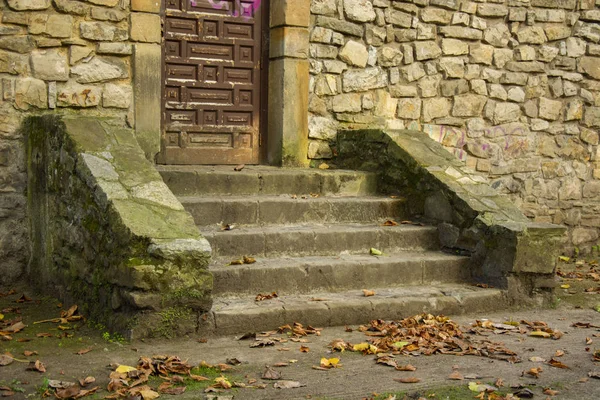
<box><xmin>133</xmin><ymin>0</ymin><xmax>311</xmax><ymax>166</ymax></box>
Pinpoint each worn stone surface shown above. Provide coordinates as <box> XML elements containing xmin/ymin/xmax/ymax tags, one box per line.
<box><xmin>71</xmin><ymin>57</ymin><xmax>128</xmax><ymax>83</ymax></box>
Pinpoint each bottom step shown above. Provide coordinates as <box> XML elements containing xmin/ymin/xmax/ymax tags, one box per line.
<box><xmin>199</xmin><ymin>285</ymin><xmax>507</xmax><ymax>336</ymax></box>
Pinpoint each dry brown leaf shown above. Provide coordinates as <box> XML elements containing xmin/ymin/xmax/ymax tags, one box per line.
<box><xmin>524</xmin><ymin>367</ymin><xmax>542</xmax><ymax>378</ymax></box>
<box><xmin>273</xmin><ymin>362</ymin><xmax>289</xmax><ymax>367</ymax></box>
<box><xmin>555</xmin><ymin>350</ymin><xmax>565</xmax><ymax>357</ymax></box>
<box><xmin>273</xmin><ymin>380</ymin><xmax>304</xmax><ymax>389</ymax></box>
<box><xmin>394</xmin><ymin>377</ymin><xmax>421</xmax><ymax>383</ymax></box>
<box><xmin>255</xmin><ymin>292</ymin><xmax>278</xmax><ymax>302</ymax></box>
<box><xmin>382</xmin><ymin>220</ymin><xmax>398</xmax><ymax>226</ymax></box>
<box><xmin>395</xmin><ymin>364</ymin><xmax>416</xmax><ymax>371</ymax></box>
<box><xmin>4</xmin><ymin>322</ymin><xmax>25</xmax><ymax>333</ymax></box>
<box><xmin>262</xmin><ymin>366</ymin><xmax>281</xmax><ymax>380</ymax></box>
<box><xmin>548</xmin><ymin>358</ymin><xmax>569</xmax><ymax>369</ymax></box>
<box><xmin>23</xmin><ymin>351</ymin><xmax>37</xmax><ymax>357</ymax></box>
<box><xmin>26</xmin><ymin>360</ymin><xmax>46</xmax><ymax>373</ymax></box>
<box><xmin>79</xmin><ymin>377</ymin><xmax>95</xmax><ymax>387</ymax></box>
<box><xmin>299</xmin><ymin>345</ymin><xmax>310</xmax><ymax>353</ymax></box>
<box><xmin>36</xmin><ymin>333</ymin><xmax>53</xmax><ymax>338</ymax></box>
<box><xmin>74</xmin><ymin>386</ymin><xmax>99</xmax><ymax>399</ymax></box>
<box><xmin>0</xmin><ymin>354</ymin><xmax>13</xmax><ymax>366</ymax></box>
<box><xmin>234</xmin><ymin>164</ymin><xmax>245</xmax><ymax>171</ymax></box>
<box><xmin>55</xmin><ymin>386</ymin><xmax>80</xmax><ymax>399</ymax></box>
<box><xmin>76</xmin><ymin>348</ymin><xmax>92</xmax><ymax>355</ymax></box>
<box><xmin>243</xmin><ymin>256</ymin><xmax>256</xmax><ymax>264</ymax></box>
<box><xmin>362</xmin><ymin>289</ymin><xmax>376</xmax><ymax>297</ymax></box>
<box><xmin>543</xmin><ymin>388</ymin><xmax>559</xmax><ymax>396</ymax></box>
<box><xmin>15</xmin><ymin>294</ymin><xmax>32</xmax><ymax>303</ymax></box>
<box><xmin>448</xmin><ymin>371</ymin><xmax>463</xmax><ymax>380</ymax></box>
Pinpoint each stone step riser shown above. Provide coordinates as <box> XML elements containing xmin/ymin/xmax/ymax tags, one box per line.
<box><xmin>211</xmin><ymin>256</ymin><xmax>471</xmax><ymax>296</ymax></box>
<box><xmin>199</xmin><ymin>290</ymin><xmax>506</xmax><ymax>336</ymax></box>
<box><xmin>181</xmin><ymin>197</ymin><xmax>408</xmax><ymax>226</ymax></box>
<box><xmin>204</xmin><ymin>226</ymin><xmax>440</xmax><ymax>258</ymax></box>
<box><xmin>159</xmin><ymin>169</ymin><xmax>378</xmax><ymax>196</ymax></box>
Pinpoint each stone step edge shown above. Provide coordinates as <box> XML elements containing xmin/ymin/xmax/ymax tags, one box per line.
<box><xmin>198</xmin><ymin>286</ymin><xmax>506</xmax><ymax>337</ymax></box>
<box><xmin>200</xmin><ymin>222</ymin><xmax>437</xmax><ymax>235</ymax></box>
<box><xmin>178</xmin><ymin>194</ymin><xmax>405</xmax><ymax>201</ymax></box>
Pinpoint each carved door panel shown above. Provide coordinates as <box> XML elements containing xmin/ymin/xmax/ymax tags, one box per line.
<box><xmin>160</xmin><ymin>0</ymin><xmax>264</xmax><ymax>164</ymax></box>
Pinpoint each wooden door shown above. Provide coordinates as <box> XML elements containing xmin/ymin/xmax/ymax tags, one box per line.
<box><xmin>160</xmin><ymin>0</ymin><xmax>265</xmax><ymax>164</ymax></box>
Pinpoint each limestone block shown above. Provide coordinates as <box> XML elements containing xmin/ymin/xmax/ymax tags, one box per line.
<box><xmin>422</xmin><ymin>98</ymin><xmax>451</xmax><ymax>122</ymax></box>
<box><xmin>397</xmin><ymin>98</ymin><xmax>421</xmax><ymax>119</ymax></box>
<box><xmin>313</xmin><ymin>74</ymin><xmax>338</xmax><ymax>95</ymax></box>
<box><xmin>470</xmin><ymin>79</ymin><xmax>487</xmax><ymax>95</ymax></box>
<box><xmin>15</xmin><ymin>77</ymin><xmax>47</xmax><ymax>110</ymax></box>
<box><xmin>571</xmin><ymin>227</ymin><xmax>598</xmax><ymax>246</ymax></box>
<box><xmin>80</xmin><ymin>22</ymin><xmax>127</xmax><ymax>42</ymax></box>
<box><xmin>88</xmin><ymin>0</ymin><xmax>118</xmax><ymax>5</ymax></box>
<box><xmin>418</xmin><ymin>75</ymin><xmax>441</xmax><ymax>97</ymax></box>
<box><xmin>430</xmin><ymin>0</ymin><xmax>458</xmax><ymax>9</ymax></box>
<box><xmin>343</xmin><ymin>0</ymin><xmax>376</xmax><ymax>22</ymax></box>
<box><xmin>373</xmin><ymin>89</ymin><xmax>397</xmax><ymax>118</ymax></box>
<box><xmin>469</xmin><ymin>44</ymin><xmax>494</xmax><ymax>65</ymax></box>
<box><xmin>0</xmin><ymin>36</ymin><xmax>35</xmax><ymax>53</ymax></box>
<box><xmin>332</xmin><ymin>93</ymin><xmax>362</xmax><ymax>113</ymax></box>
<box><xmin>71</xmin><ymin>57</ymin><xmax>129</xmax><ymax>83</ymax></box>
<box><xmin>579</xmin><ymin>57</ymin><xmax>600</xmax><ymax>80</ymax></box>
<box><xmin>421</xmin><ymin>8</ymin><xmax>452</xmax><ymax>24</ymax></box>
<box><xmin>378</xmin><ymin>45</ymin><xmax>403</xmax><ymax>67</ymax></box>
<box><xmin>311</xmin><ymin>0</ymin><xmax>337</xmax><ymax>16</ymax></box>
<box><xmin>565</xmin><ymin>38</ymin><xmax>585</xmax><ymax>58</ymax></box>
<box><xmin>565</xmin><ymin>100</ymin><xmax>583</xmax><ymax>121</ymax></box>
<box><xmin>91</xmin><ymin>7</ymin><xmax>128</xmax><ymax>22</ymax></box>
<box><xmin>538</xmin><ymin>98</ymin><xmax>562</xmax><ymax>121</ymax></box>
<box><xmin>417</xmin><ymin>23</ymin><xmax>436</xmax><ymax>40</ymax></box>
<box><xmin>438</xmin><ymin>57</ymin><xmax>464</xmax><ymax>78</ymax></box>
<box><xmin>308</xmin><ymin>140</ymin><xmax>333</xmax><ymax>159</ymax></box>
<box><xmin>31</xmin><ymin>49</ymin><xmax>69</xmax><ymax>81</ymax></box>
<box><xmin>483</xmin><ymin>24</ymin><xmax>510</xmax><ymax>47</ymax></box>
<box><xmin>322</xmin><ymin>60</ymin><xmax>347</xmax><ymax>74</ymax></box>
<box><xmin>441</xmin><ymin>39</ymin><xmax>468</xmax><ymax>55</ymax></box>
<box><xmin>57</xmin><ymin>81</ymin><xmax>101</xmax><ymax>107</ymax></box>
<box><xmin>401</xmin><ymin>62</ymin><xmax>426</xmax><ymax>82</ymax></box>
<box><xmin>390</xmin><ymin>84</ymin><xmax>418</xmax><ymax>97</ymax></box>
<box><xmin>7</xmin><ymin>0</ymin><xmax>50</xmax><ymax>10</ymax></box>
<box><xmin>338</xmin><ymin>40</ymin><xmax>368</xmax><ymax>67</ymax></box>
<box><xmin>507</xmin><ymin>87</ymin><xmax>525</xmax><ymax>103</ymax></box>
<box><xmin>271</xmin><ymin>0</ymin><xmax>310</xmax><ymax>27</ymax></box>
<box><xmin>384</xmin><ymin>9</ymin><xmax>412</xmax><ymax>28</ymax></box>
<box><xmin>311</xmin><ymin>27</ymin><xmax>333</xmax><ymax>43</ymax></box>
<box><xmin>451</xmin><ymin>12</ymin><xmax>469</xmax><ymax>26</ymax></box>
<box><xmin>315</xmin><ymin>16</ymin><xmax>363</xmax><ymax>37</ymax></box>
<box><xmin>130</xmin><ymin>13</ymin><xmax>161</xmax><ymax>43</ymax></box>
<box><xmin>538</xmin><ymin>45</ymin><xmax>559</xmax><ymax>62</ymax></box>
<box><xmin>492</xmin><ymin>102</ymin><xmax>522</xmax><ymax>124</ymax></box>
<box><xmin>342</xmin><ymin>67</ymin><xmax>387</xmax><ymax>92</ymax></box>
<box><xmin>0</xmin><ymin>50</ymin><xmax>29</xmax><ymax>75</ymax></box>
<box><xmin>453</xmin><ymin>94</ymin><xmax>487</xmax><ymax>117</ymax></box>
<box><xmin>271</xmin><ymin>27</ymin><xmax>309</xmax><ymax>59</ymax></box>
<box><xmin>97</xmin><ymin>43</ymin><xmax>133</xmax><ymax>55</ymax></box>
<box><xmin>440</xmin><ymin>79</ymin><xmax>468</xmax><ymax>97</ymax></box>
<box><xmin>544</xmin><ymin>25</ymin><xmax>571</xmax><ymax>41</ymax></box>
<box><xmin>584</xmin><ymin>106</ymin><xmax>600</xmax><ymax>127</ymax></box>
<box><xmin>439</xmin><ymin>26</ymin><xmax>482</xmax><ymax>40</ymax></box>
<box><xmin>505</xmin><ymin>61</ymin><xmax>545</xmax><ymax>73</ymax></box>
<box><xmin>489</xmin><ymin>84</ymin><xmax>507</xmax><ymax>101</ymax></box>
<box><xmin>103</xmin><ymin>83</ymin><xmax>132</xmax><ymax>108</ymax></box>
<box><xmin>531</xmin><ymin>0</ymin><xmax>576</xmax><ymax>9</ymax></box>
<box><xmin>54</xmin><ymin>0</ymin><xmax>88</xmax><ymax>15</ymax></box>
<box><xmin>477</xmin><ymin>4</ymin><xmax>508</xmax><ymax>17</ymax></box>
<box><xmin>517</xmin><ymin>26</ymin><xmax>547</xmax><ymax>44</ymax></box>
<box><xmin>581</xmin><ymin>127</ymin><xmax>599</xmax><ymax>145</ymax></box>
<box><xmin>131</xmin><ymin>0</ymin><xmax>160</xmax><ymax>13</ymax></box>
<box><xmin>308</xmin><ymin>115</ymin><xmax>337</xmax><ymax>140</ymax></box>
<box><xmin>414</xmin><ymin>41</ymin><xmax>442</xmax><ymax>61</ymax></box>
<box><xmin>471</xmin><ymin>16</ymin><xmax>486</xmax><ymax>31</ymax></box>
<box><xmin>515</xmin><ymin>46</ymin><xmax>536</xmax><ymax>61</ymax></box>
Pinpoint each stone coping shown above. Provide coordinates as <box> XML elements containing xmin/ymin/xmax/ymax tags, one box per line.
<box><xmin>337</xmin><ymin>129</ymin><xmax>567</xmax><ymax>304</ymax></box>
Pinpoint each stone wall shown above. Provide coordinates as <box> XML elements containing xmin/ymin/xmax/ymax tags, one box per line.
<box><xmin>0</xmin><ymin>0</ymin><xmax>159</xmax><ymax>284</ymax></box>
<box><xmin>308</xmin><ymin>0</ymin><xmax>600</xmax><ymax>254</ymax></box>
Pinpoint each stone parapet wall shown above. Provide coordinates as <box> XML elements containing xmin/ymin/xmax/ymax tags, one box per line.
<box><xmin>0</xmin><ymin>0</ymin><xmax>159</xmax><ymax>284</ymax></box>
<box><xmin>308</xmin><ymin>0</ymin><xmax>600</xmax><ymax>253</ymax></box>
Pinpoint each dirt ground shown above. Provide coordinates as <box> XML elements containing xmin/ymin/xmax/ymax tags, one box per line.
<box><xmin>1</xmin><ymin>258</ymin><xmax>600</xmax><ymax>400</ymax></box>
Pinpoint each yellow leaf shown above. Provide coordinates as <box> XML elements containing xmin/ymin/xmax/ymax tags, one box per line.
<box><xmin>0</xmin><ymin>313</ymin><xmax>3</xmax><ymax>321</ymax></box>
<box><xmin>369</xmin><ymin>248</ymin><xmax>382</xmax><ymax>256</ymax></box>
<box><xmin>115</xmin><ymin>365</ymin><xmax>137</xmax><ymax>373</ymax></box>
<box><xmin>139</xmin><ymin>389</ymin><xmax>160</xmax><ymax>400</ymax></box>
<box><xmin>530</xmin><ymin>330</ymin><xmax>551</xmax><ymax>338</ymax></box>
<box><xmin>353</xmin><ymin>343</ymin><xmax>378</xmax><ymax>354</ymax></box>
<box><xmin>320</xmin><ymin>357</ymin><xmax>340</xmax><ymax>368</ymax></box>
<box><xmin>558</xmin><ymin>256</ymin><xmax>570</xmax><ymax>262</ymax></box>
<box><xmin>215</xmin><ymin>376</ymin><xmax>232</xmax><ymax>389</ymax></box>
<box><xmin>469</xmin><ymin>382</ymin><xmax>483</xmax><ymax>392</ymax></box>
<box><xmin>393</xmin><ymin>341</ymin><xmax>409</xmax><ymax>349</ymax></box>
<box><xmin>560</xmin><ymin>284</ymin><xmax>570</xmax><ymax>289</ymax></box>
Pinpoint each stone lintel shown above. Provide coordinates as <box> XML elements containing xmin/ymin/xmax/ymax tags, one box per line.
<box><xmin>270</xmin><ymin>0</ymin><xmax>310</xmax><ymax>28</ymax></box>
<box><xmin>133</xmin><ymin>43</ymin><xmax>161</xmax><ymax>161</ymax></box>
<box><xmin>270</xmin><ymin>26</ymin><xmax>309</xmax><ymax>59</ymax></box>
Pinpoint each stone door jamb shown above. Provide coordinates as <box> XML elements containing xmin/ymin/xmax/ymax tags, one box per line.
<box><xmin>133</xmin><ymin>0</ymin><xmax>310</xmax><ymax>167</ymax></box>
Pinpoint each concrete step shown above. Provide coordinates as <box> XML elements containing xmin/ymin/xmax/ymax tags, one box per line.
<box><xmin>210</xmin><ymin>252</ymin><xmax>471</xmax><ymax>296</ymax></box>
<box><xmin>180</xmin><ymin>195</ymin><xmax>408</xmax><ymax>227</ymax></box>
<box><xmin>157</xmin><ymin>165</ymin><xmax>378</xmax><ymax>196</ymax></box>
<box><xmin>202</xmin><ymin>223</ymin><xmax>440</xmax><ymax>257</ymax></box>
<box><xmin>200</xmin><ymin>285</ymin><xmax>506</xmax><ymax>336</ymax></box>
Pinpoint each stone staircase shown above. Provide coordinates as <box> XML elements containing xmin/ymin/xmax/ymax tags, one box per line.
<box><xmin>158</xmin><ymin>166</ymin><xmax>506</xmax><ymax>335</ymax></box>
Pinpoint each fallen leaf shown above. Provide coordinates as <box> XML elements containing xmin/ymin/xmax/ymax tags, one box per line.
<box><xmin>559</xmin><ymin>256</ymin><xmax>571</xmax><ymax>262</ymax></box>
<box><xmin>226</xmin><ymin>358</ymin><xmax>241</xmax><ymax>366</ymax></box>
<box><xmin>189</xmin><ymin>374</ymin><xmax>210</xmax><ymax>381</ymax></box>
<box><xmin>589</xmin><ymin>371</ymin><xmax>600</xmax><ymax>379</ymax></box>
<box><xmin>255</xmin><ymin>292</ymin><xmax>278</xmax><ymax>302</ymax></box>
<box><xmin>55</xmin><ymin>386</ymin><xmax>80</xmax><ymax>399</ymax></box>
<box><xmin>76</xmin><ymin>348</ymin><xmax>92</xmax><ymax>355</ymax></box>
<box><xmin>243</xmin><ymin>256</ymin><xmax>256</xmax><ymax>264</ymax></box>
<box><xmin>262</xmin><ymin>366</ymin><xmax>281</xmax><ymax>380</ymax></box>
<box><xmin>548</xmin><ymin>358</ymin><xmax>569</xmax><ymax>369</ymax></box>
<box><xmin>362</xmin><ymin>289</ymin><xmax>376</xmax><ymax>297</ymax></box>
<box><xmin>23</xmin><ymin>351</ymin><xmax>37</xmax><ymax>357</ymax></box>
<box><xmin>513</xmin><ymin>388</ymin><xmax>534</xmax><ymax>398</ymax></box>
<box><xmin>394</xmin><ymin>377</ymin><xmax>420</xmax><ymax>383</ymax></box>
<box><xmin>221</xmin><ymin>223</ymin><xmax>235</xmax><ymax>231</ymax></box>
<box><xmin>299</xmin><ymin>345</ymin><xmax>309</xmax><ymax>353</ymax></box>
<box><xmin>543</xmin><ymin>388</ymin><xmax>559</xmax><ymax>396</ymax></box>
<box><xmin>0</xmin><ymin>355</ymin><xmax>13</xmax><ymax>366</ymax></box>
<box><xmin>16</xmin><ymin>338</ymin><xmax>31</xmax><ymax>343</ymax></box>
<box><xmin>237</xmin><ymin>332</ymin><xmax>256</xmax><ymax>340</ymax></box>
<box><xmin>560</xmin><ymin>284</ymin><xmax>570</xmax><ymax>289</ymax></box>
<box><xmin>115</xmin><ymin>365</ymin><xmax>137</xmax><ymax>374</ymax></box>
<box><xmin>353</xmin><ymin>343</ymin><xmax>378</xmax><ymax>354</ymax></box>
<box><xmin>495</xmin><ymin>378</ymin><xmax>504</xmax><ymax>387</ymax></box>
<box><xmin>74</xmin><ymin>386</ymin><xmax>98</xmax><ymax>398</ymax></box>
<box><xmin>555</xmin><ymin>350</ymin><xmax>565</xmax><ymax>357</ymax></box>
<box><xmin>36</xmin><ymin>333</ymin><xmax>53</xmax><ymax>338</ymax></box>
<box><xmin>234</xmin><ymin>164</ymin><xmax>245</xmax><ymax>171</ymax></box>
<box><xmin>4</xmin><ymin>322</ymin><xmax>25</xmax><ymax>333</ymax></box>
<box><xmin>15</xmin><ymin>294</ymin><xmax>32</xmax><ymax>303</ymax></box>
<box><xmin>139</xmin><ymin>389</ymin><xmax>160</xmax><ymax>399</ymax></box>
<box><xmin>529</xmin><ymin>356</ymin><xmax>546</xmax><ymax>362</ymax></box>
<box><xmin>529</xmin><ymin>330</ymin><xmax>551</xmax><ymax>338</ymax></box>
<box><xmin>26</xmin><ymin>360</ymin><xmax>46</xmax><ymax>373</ymax></box>
<box><xmin>274</xmin><ymin>380</ymin><xmax>304</xmax><ymax>389</ymax></box>
<box><xmin>448</xmin><ymin>371</ymin><xmax>463</xmax><ymax>380</ymax></box>
<box><xmin>382</xmin><ymin>220</ymin><xmax>398</xmax><ymax>226</ymax></box>
<box><xmin>524</xmin><ymin>367</ymin><xmax>542</xmax><ymax>378</ymax></box>
<box><xmin>273</xmin><ymin>362</ymin><xmax>288</xmax><ymax>367</ymax></box>
<box><xmin>250</xmin><ymin>339</ymin><xmax>274</xmax><ymax>348</ymax></box>
<box><xmin>79</xmin><ymin>376</ymin><xmax>95</xmax><ymax>387</ymax></box>
<box><xmin>229</xmin><ymin>259</ymin><xmax>243</xmax><ymax>265</ymax></box>
<box><xmin>587</xmin><ymin>337</ymin><xmax>593</xmax><ymax>345</ymax></box>
<box><xmin>369</xmin><ymin>248</ymin><xmax>382</xmax><ymax>256</ymax></box>
<box><xmin>396</xmin><ymin>364</ymin><xmax>416</xmax><ymax>372</ymax></box>
<box><xmin>319</xmin><ymin>358</ymin><xmax>340</xmax><ymax>369</ymax></box>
